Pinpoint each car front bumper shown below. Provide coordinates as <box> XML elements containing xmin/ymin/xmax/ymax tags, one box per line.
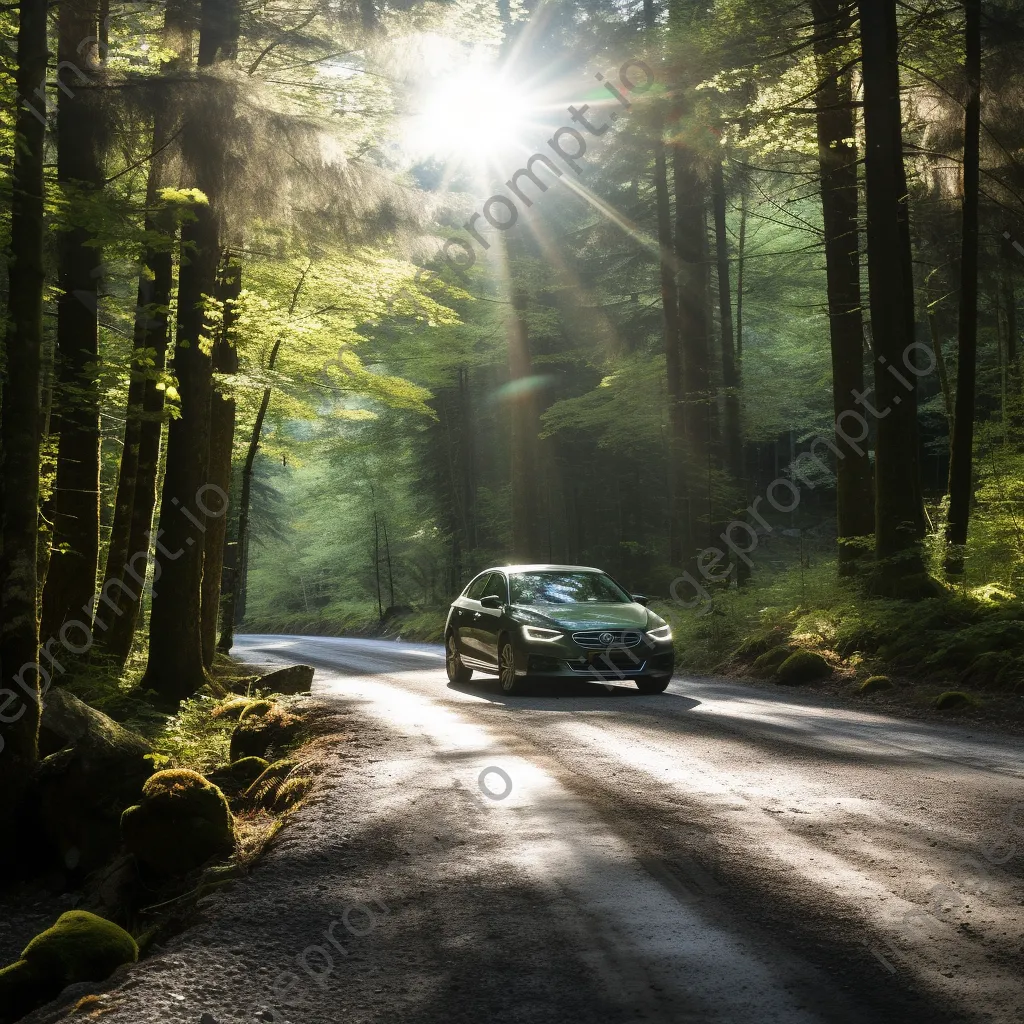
<box><xmin>514</xmin><ymin>635</ymin><xmax>674</xmax><ymax>681</ymax></box>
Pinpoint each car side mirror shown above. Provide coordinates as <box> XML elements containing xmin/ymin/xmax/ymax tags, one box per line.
<box><xmin>632</xmin><ymin>594</ymin><xmax>650</xmax><ymax>606</ymax></box>
<box><xmin>480</xmin><ymin>594</ymin><xmax>502</xmax><ymax>609</ymax></box>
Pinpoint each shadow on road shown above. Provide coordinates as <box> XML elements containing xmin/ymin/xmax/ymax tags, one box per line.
<box><xmin>446</xmin><ymin>677</ymin><xmax>702</xmax><ymax>712</ymax></box>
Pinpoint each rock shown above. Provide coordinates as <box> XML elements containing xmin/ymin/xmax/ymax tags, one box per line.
<box><xmin>207</xmin><ymin>756</ymin><xmax>269</xmax><ymax>795</ymax></box>
<box><xmin>751</xmin><ymin>645</ymin><xmax>793</xmax><ymax>678</ymax></box>
<box><xmin>858</xmin><ymin>675</ymin><xmax>894</xmax><ymax>695</ymax></box>
<box><xmin>255</xmin><ymin>665</ymin><xmax>315</xmax><ymax>696</ymax></box>
<box><xmin>121</xmin><ymin>770</ymin><xmax>236</xmax><ymax>876</ymax></box>
<box><xmin>0</xmin><ymin>911</ymin><xmax>137</xmax><ymax>1023</ymax></box>
<box><xmin>934</xmin><ymin>690</ymin><xmax>974</xmax><ymax>711</ymax></box>
<box><xmin>734</xmin><ymin>628</ymin><xmax>789</xmax><ymax>661</ymax></box>
<box><xmin>34</xmin><ymin>689</ymin><xmax>154</xmax><ymax>876</ymax></box>
<box><xmin>775</xmin><ymin>650</ymin><xmax>832</xmax><ymax>685</ymax></box>
<box><xmin>229</xmin><ymin>707</ymin><xmax>301</xmax><ymax>762</ymax></box>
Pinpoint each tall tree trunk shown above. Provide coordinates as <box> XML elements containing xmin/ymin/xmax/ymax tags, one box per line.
<box><xmin>711</xmin><ymin>160</ymin><xmax>743</xmax><ymax>487</ymax></box>
<box><xmin>144</xmin><ymin>0</ymin><xmax>239</xmax><ymax>700</ymax></box>
<box><xmin>0</xmin><ymin>0</ymin><xmax>47</xmax><ymax>815</ymax></box>
<box><xmin>41</xmin><ymin>0</ymin><xmax>104</xmax><ymax>645</ymax></box>
<box><xmin>944</xmin><ymin>0</ymin><xmax>982</xmax><ymax>577</ymax></box>
<box><xmin>674</xmin><ymin>143</ymin><xmax>712</xmax><ymax>556</ymax></box>
<box><xmin>221</xmin><ymin>261</ymin><xmax>310</xmax><ymax>648</ymax></box>
<box><xmin>812</xmin><ymin>0</ymin><xmax>875</xmax><ymax>571</ymax></box>
<box><xmin>95</xmin><ymin>0</ymin><xmax>190</xmax><ymax>666</ymax></box>
<box><xmin>858</xmin><ymin>0</ymin><xmax>928</xmax><ymax>589</ymax></box>
<box><xmin>644</xmin><ymin>0</ymin><xmax>686</xmax><ymax>566</ymax></box>
<box><xmin>201</xmin><ymin>248</ymin><xmax>240</xmax><ymax>668</ymax></box>
<box><xmin>508</xmin><ymin>280</ymin><xmax>544</xmax><ymax>561</ymax></box>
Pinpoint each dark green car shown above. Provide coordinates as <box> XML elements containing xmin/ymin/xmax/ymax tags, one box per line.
<box><xmin>444</xmin><ymin>564</ymin><xmax>675</xmax><ymax>694</ymax></box>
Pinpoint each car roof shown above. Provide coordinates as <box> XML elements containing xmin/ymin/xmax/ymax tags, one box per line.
<box><xmin>480</xmin><ymin>564</ymin><xmax>606</xmax><ymax>575</ymax></box>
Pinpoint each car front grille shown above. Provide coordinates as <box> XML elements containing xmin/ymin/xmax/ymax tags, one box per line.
<box><xmin>569</xmin><ymin>653</ymin><xmax>647</xmax><ymax>675</ymax></box>
<box><xmin>571</xmin><ymin>629</ymin><xmax>643</xmax><ymax>649</ymax></box>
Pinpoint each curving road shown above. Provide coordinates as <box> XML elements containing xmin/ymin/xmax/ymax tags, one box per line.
<box><xmin>86</xmin><ymin>634</ymin><xmax>1024</xmax><ymax>1024</ymax></box>
<box><xmin>228</xmin><ymin>635</ymin><xmax>1024</xmax><ymax>1024</ymax></box>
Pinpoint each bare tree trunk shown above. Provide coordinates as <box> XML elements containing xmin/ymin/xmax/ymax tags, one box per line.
<box><xmin>220</xmin><ymin>261</ymin><xmax>310</xmax><ymax>649</ymax></box>
<box><xmin>711</xmin><ymin>160</ymin><xmax>743</xmax><ymax>485</ymax></box>
<box><xmin>41</xmin><ymin>0</ymin><xmax>104</xmax><ymax>646</ymax></box>
<box><xmin>945</xmin><ymin>0</ymin><xmax>982</xmax><ymax>577</ymax></box>
<box><xmin>926</xmin><ymin>271</ymin><xmax>954</xmax><ymax>426</ymax></box>
<box><xmin>674</xmin><ymin>143</ymin><xmax>712</xmax><ymax>556</ymax></box>
<box><xmin>0</xmin><ymin>0</ymin><xmax>47</xmax><ymax>815</ymax></box>
<box><xmin>858</xmin><ymin>0</ymin><xmax>929</xmax><ymax>590</ymax></box>
<box><xmin>202</xmin><ymin>248</ymin><xmax>240</xmax><ymax>668</ymax></box>
<box><xmin>812</xmin><ymin>0</ymin><xmax>875</xmax><ymax>572</ymax></box>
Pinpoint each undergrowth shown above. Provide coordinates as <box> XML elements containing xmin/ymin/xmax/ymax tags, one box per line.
<box><xmin>658</xmin><ymin>559</ymin><xmax>1024</xmax><ymax>691</ymax></box>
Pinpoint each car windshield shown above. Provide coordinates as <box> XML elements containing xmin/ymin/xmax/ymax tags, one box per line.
<box><xmin>509</xmin><ymin>571</ymin><xmax>631</xmax><ymax>605</ymax></box>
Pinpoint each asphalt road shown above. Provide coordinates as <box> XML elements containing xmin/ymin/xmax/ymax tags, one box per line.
<box><xmin>82</xmin><ymin>634</ymin><xmax>1024</xmax><ymax>1024</ymax></box>
<box><xmin>231</xmin><ymin>634</ymin><xmax>1024</xmax><ymax>1024</ymax></box>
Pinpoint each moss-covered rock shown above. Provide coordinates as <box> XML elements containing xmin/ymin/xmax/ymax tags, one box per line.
<box><xmin>0</xmin><ymin>911</ymin><xmax>137</xmax><ymax>1022</ymax></box>
<box><xmin>733</xmin><ymin>628</ymin><xmax>790</xmax><ymax>661</ymax></box>
<box><xmin>210</xmin><ymin>697</ymin><xmax>252</xmax><ymax>721</ymax></box>
<box><xmin>207</xmin><ymin>756</ymin><xmax>269</xmax><ymax>795</ymax></box>
<box><xmin>934</xmin><ymin>690</ymin><xmax>974</xmax><ymax>710</ymax></box>
<box><xmin>34</xmin><ymin>689</ymin><xmax>154</xmax><ymax>876</ymax></box>
<box><xmin>858</xmin><ymin>675</ymin><xmax>894</xmax><ymax>695</ymax></box>
<box><xmin>751</xmin><ymin>645</ymin><xmax>793</xmax><ymax>678</ymax></box>
<box><xmin>229</xmin><ymin>705</ymin><xmax>300</xmax><ymax>761</ymax></box>
<box><xmin>238</xmin><ymin>699</ymin><xmax>275</xmax><ymax>721</ymax></box>
<box><xmin>121</xmin><ymin>769</ymin><xmax>235</xmax><ymax>875</ymax></box>
<box><xmin>960</xmin><ymin>650</ymin><xmax>1015</xmax><ymax>689</ymax></box>
<box><xmin>775</xmin><ymin>649</ymin><xmax>832</xmax><ymax>685</ymax></box>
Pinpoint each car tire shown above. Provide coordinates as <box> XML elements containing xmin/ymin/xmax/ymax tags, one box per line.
<box><xmin>635</xmin><ymin>675</ymin><xmax>670</xmax><ymax>694</ymax></box>
<box><xmin>445</xmin><ymin>631</ymin><xmax>472</xmax><ymax>684</ymax></box>
<box><xmin>498</xmin><ymin>634</ymin><xmax>524</xmax><ymax>694</ymax></box>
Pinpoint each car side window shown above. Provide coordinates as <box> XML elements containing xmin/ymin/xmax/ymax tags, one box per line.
<box><xmin>464</xmin><ymin>574</ymin><xmax>489</xmax><ymax>600</ymax></box>
<box><xmin>482</xmin><ymin>573</ymin><xmax>508</xmax><ymax>603</ymax></box>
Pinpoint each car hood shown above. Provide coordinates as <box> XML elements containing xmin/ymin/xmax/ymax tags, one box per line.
<box><xmin>512</xmin><ymin>602</ymin><xmax>651</xmax><ymax>631</ymax></box>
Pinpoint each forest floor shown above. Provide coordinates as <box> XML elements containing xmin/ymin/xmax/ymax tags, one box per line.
<box><xmin>24</xmin><ymin>633</ymin><xmax>1021</xmax><ymax>1024</ymax></box>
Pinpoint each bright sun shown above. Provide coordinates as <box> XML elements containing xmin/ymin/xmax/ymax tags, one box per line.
<box><xmin>405</xmin><ymin>65</ymin><xmax>533</xmax><ymax>163</ymax></box>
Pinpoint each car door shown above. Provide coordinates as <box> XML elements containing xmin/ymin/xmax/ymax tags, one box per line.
<box><xmin>455</xmin><ymin>572</ymin><xmax>490</xmax><ymax>663</ymax></box>
<box><xmin>476</xmin><ymin>572</ymin><xmax>508</xmax><ymax>665</ymax></box>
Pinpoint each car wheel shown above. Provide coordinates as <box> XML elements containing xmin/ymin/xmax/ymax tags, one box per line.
<box><xmin>498</xmin><ymin>635</ymin><xmax>523</xmax><ymax>694</ymax></box>
<box><xmin>445</xmin><ymin>631</ymin><xmax>472</xmax><ymax>684</ymax></box>
<box><xmin>635</xmin><ymin>675</ymin><xmax>670</xmax><ymax>694</ymax></box>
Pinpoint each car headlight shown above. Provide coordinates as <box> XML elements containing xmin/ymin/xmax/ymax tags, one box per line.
<box><xmin>522</xmin><ymin>625</ymin><xmax>564</xmax><ymax>642</ymax></box>
<box><xmin>646</xmin><ymin>623</ymin><xmax>672</xmax><ymax>642</ymax></box>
